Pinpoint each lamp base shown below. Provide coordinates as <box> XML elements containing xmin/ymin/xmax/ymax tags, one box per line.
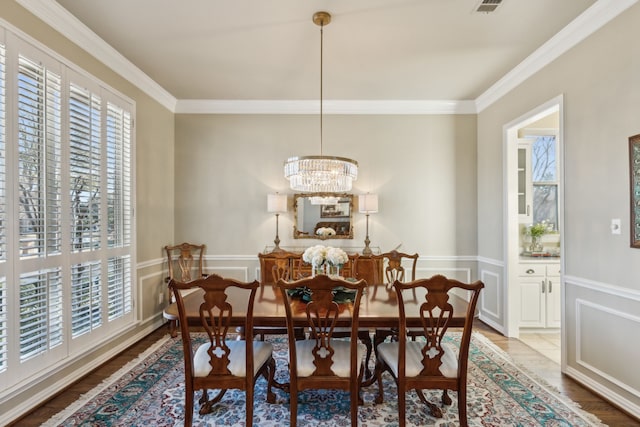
<box><xmin>362</xmin><ymin>236</ymin><xmax>372</xmax><ymax>255</ymax></box>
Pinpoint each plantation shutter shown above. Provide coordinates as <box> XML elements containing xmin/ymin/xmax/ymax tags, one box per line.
<box><xmin>71</xmin><ymin>261</ymin><xmax>101</xmax><ymax>337</ymax></box>
<box><xmin>0</xmin><ymin>40</ymin><xmax>6</xmax><ymax>374</ymax></box>
<box><xmin>17</xmin><ymin>52</ymin><xmax>64</xmax><ymax>361</ymax></box>
<box><xmin>69</xmin><ymin>83</ymin><xmax>101</xmax><ymax>253</ymax></box>
<box><xmin>106</xmin><ymin>101</ymin><xmax>132</xmax><ymax>319</ymax></box>
<box><xmin>0</xmin><ymin>27</ymin><xmax>135</xmax><ymax>393</ymax></box>
<box><xmin>106</xmin><ymin>102</ymin><xmax>131</xmax><ymax>248</ymax></box>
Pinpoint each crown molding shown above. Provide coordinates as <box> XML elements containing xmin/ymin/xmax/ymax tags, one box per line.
<box><xmin>475</xmin><ymin>0</ymin><xmax>638</xmax><ymax>112</ymax></box>
<box><xmin>16</xmin><ymin>0</ymin><xmax>177</xmax><ymax>112</ymax></box>
<box><xmin>17</xmin><ymin>0</ymin><xmax>637</xmax><ymax>115</ymax></box>
<box><xmin>175</xmin><ymin>99</ymin><xmax>477</xmax><ymax>115</ymax></box>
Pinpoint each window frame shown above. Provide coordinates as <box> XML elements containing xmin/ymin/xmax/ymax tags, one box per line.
<box><xmin>0</xmin><ymin>27</ymin><xmax>136</xmax><ymax>393</ymax></box>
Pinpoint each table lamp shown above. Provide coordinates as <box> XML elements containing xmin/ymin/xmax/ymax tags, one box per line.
<box><xmin>358</xmin><ymin>193</ymin><xmax>379</xmax><ymax>255</ymax></box>
<box><xmin>267</xmin><ymin>193</ymin><xmax>288</xmax><ymax>252</ymax></box>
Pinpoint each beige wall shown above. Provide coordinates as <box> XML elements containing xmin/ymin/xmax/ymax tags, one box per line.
<box><xmin>175</xmin><ymin>114</ymin><xmax>477</xmax><ymax>257</ymax></box>
<box><xmin>477</xmin><ymin>2</ymin><xmax>640</xmax><ymax>415</ymax></box>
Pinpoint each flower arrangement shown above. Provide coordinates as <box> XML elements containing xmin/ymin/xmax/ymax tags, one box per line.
<box><xmin>525</xmin><ymin>220</ymin><xmax>552</xmax><ymax>239</ymax></box>
<box><xmin>302</xmin><ymin>245</ymin><xmax>348</xmax><ymax>268</ymax></box>
<box><xmin>316</xmin><ymin>227</ymin><xmax>336</xmax><ymax>237</ymax></box>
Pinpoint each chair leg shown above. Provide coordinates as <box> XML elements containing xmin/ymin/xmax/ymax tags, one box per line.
<box><xmin>398</xmin><ymin>388</ymin><xmax>406</xmax><ymax>427</ymax></box>
<box><xmin>358</xmin><ymin>330</ymin><xmax>373</xmax><ymax>379</ymax></box>
<box><xmin>168</xmin><ymin>319</ymin><xmax>178</xmax><ymax>338</ymax></box>
<box><xmin>184</xmin><ymin>384</ymin><xmax>194</xmax><ymax>427</ymax></box>
<box><xmin>416</xmin><ymin>389</ymin><xmax>443</xmax><ymax>418</ymax></box>
<box><xmin>374</xmin><ymin>360</ymin><xmax>385</xmax><ymax>404</ymax></box>
<box><xmin>265</xmin><ymin>357</ymin><xmax>276</xmax><ymax>403</ymax></box>
<box><xmin>290</xmin><ymin>388</ymin><xmax>298</xmax><ymax>427</ymax></box>
<box><xmin>442</xmin><ymin>389</ymin><xmax>452</xmax><ymax>405</ymax></box>
<box><xmin>458</xmin><ymin>385</ymin><xmax>468</xmax><ymax>427</ymax></box>
<box><xmin>246</xmin><ymin>384</ymin><xmax>254</xmax><ymax>427</ymax></box>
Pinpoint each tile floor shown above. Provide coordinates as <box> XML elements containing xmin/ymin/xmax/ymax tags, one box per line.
<box><xmin>518</xmin><ymin>331</ymin><xmax>561</xmax><ymax>365</ymax></box>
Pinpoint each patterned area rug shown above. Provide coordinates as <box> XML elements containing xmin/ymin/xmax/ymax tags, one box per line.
<box><xmin>43</xmin><ymin>332</ymin><xmax>605</xmax><ymax>426</ymax></box>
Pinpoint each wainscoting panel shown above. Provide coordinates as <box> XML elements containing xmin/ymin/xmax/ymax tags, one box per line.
<box><xmin>564</xmin><ymin>276</ymin><xmax>640</xmax><ymax>418</ymax></box>
<box><xmin>477</xmin><ymin>259</ymin><xmax>505</xmax><ymax>333</ymax></box>
<box><xmin>575</xmin><ymin>299</ymin><xmax>640</xmax><ymax>397</ymax></box>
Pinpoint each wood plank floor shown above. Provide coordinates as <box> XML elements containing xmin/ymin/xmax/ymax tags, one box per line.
<box><xmin>8</xmin><ymin>321</ymin><xmax>640</xmax><ymax>426</ymax></box>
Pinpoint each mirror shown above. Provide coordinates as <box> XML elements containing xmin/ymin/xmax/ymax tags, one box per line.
<box><xmin>293</xmin><ymin>193</ymin><xmax>353</xmax><ymax>239</ymax></box>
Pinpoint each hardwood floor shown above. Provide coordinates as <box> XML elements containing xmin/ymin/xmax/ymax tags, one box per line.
<box><xmin>8</xmin><ymin>321</ymin><xmax>640</xmax><ymax>426</ymax></box>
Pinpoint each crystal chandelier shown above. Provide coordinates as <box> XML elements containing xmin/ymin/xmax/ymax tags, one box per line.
<box><xmin>284</xmin><ymin>11</ymin><xmax>358</xmax><ymax>193</ymax></box>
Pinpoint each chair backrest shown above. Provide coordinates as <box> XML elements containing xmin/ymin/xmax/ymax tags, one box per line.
<box><xmin>373</xmin><ymin>250</ymin><xmax>419</xmax><ymax>284</ymax></box>
<box><xmin>165</xmin><ymin>242</ymin><xmax>206</xmax><ymax>282</ymax></box>
<box><xmin>277</xmin><ymin>274</ymin><xmax>366</xmax><ymax>377</ymax></box>
<box><xmin>169</xmin><ymin>274</ymin><xmax>260</xmax><ymax>379</ymax></box>
<box><xmin>258</xmin><ymin>251</ymin><xmax>300</xmax><ymax>285</ymax></box>
<box><xmin>393</xmin><ymin>274</ymin><xmax>484</xmax><ymax>378</ymax></box>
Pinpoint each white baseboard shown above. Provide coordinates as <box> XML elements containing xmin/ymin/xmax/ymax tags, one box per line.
<box><xmin>564</xmin><ymin>365</ymin><xmax>640</xmax><ymax>420</ymax></box>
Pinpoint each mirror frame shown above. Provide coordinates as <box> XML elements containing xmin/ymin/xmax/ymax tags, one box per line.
<box><xmin>293</xmin><ymin>193</ymin><xmax>354</xmax><ymax>240</ymax></box>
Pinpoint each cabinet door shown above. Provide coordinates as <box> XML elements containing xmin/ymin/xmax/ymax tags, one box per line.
<box><xmin>518</xmin><ymin>141</ymin><xmax>533</xmax><ymax>222</ymax></box>
<box><xmin>545</xmin><ymin>274</ymin><xmax>561</xmax><ymax>328</ymax></box>
<box><xmin>520</xmin><ymin>278</ymin><xmax>545</xmax><ymax>328</ymax></box>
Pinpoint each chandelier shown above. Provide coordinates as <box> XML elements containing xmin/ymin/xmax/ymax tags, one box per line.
<box><xmin>284</xmin><ymin>11</ymin><xmax>358</xmax><ymax>193</ymax></box>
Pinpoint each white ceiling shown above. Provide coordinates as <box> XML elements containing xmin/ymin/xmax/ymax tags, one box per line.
<box><xmin>18</xmin><ymin>0</ymin><xmax>634</xmax><ymax>112</ymax></box>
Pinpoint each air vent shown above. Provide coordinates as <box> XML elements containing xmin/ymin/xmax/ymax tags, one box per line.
<box><xmin>474</xmin><ymin>0</ymin><xmax>503</xmax><ymax>13</ymax></box>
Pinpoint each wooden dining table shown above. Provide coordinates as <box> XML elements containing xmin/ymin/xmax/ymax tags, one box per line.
<box><xmin>163</xmin><ymin>280</ymin><xmax>471</xmax><ymax>333</ymax></box>
<box><xmin>163</xmin><ymin>279</ymin><xmax>473</xmax><ymax>409</ymax></box>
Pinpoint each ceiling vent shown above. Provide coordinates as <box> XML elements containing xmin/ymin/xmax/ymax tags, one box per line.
<box><xmin>474</xmin><ymin>0</ymin><xmax>503</xmax><ymax>13</ymax></box>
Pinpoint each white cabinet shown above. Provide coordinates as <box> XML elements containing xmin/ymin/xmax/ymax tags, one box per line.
<box><xmin>519</xmin><ymin>262</ymin><xmax>560</xmax><ymax>328</ymax></box>
<box><xmin>517</xmin><ymin>142</ymin><xmax>532</xmax><ymax>222</ymax></box>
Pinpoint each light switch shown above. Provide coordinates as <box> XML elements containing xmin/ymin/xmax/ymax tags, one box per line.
<box><xmin>611</xmin><ymin>218</ymin><xmax>621</xmax><ymax>235</ymax></box>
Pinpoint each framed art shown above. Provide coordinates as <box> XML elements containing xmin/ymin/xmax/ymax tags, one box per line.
<box><xmin>630</xmin><ymin>134</ymin><xmax>640</xmax><ymax>248</ymax></box>
<box><xmin>320</xmin><ymin>201</ymin><xmax>350</xmax><ymax>218</ymax></box>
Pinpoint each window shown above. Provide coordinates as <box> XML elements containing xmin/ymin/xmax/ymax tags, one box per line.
<box><xmin>531</xmin><ymin>136</ymin><xmax>558</xmax><ymax>229</ymax></box>
<box><xmin>0</xmin><ymin>29</ymin><xmax>135</xmax><ymax>392</ymax></box>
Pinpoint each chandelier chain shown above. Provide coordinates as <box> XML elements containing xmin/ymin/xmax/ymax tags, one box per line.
<box><xmin>319</xmin><ymin>23</ymin><xmax>324</xmax><ymax>156</ymax></box>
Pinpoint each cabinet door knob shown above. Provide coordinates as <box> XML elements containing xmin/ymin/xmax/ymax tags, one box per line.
<box><xmin>541</xmin><ymin>280</ymin><xmax>546</xmax><ymax>293</ymax></box>
<box><xmin>526</xmin><ymin>269</ymin><xmax>535</xmax><ymax>274</ymax></box>
<box><xmin>548</xmin><ymin>280</ymin><xmax>552</xmax><ymax>293</ymax></box>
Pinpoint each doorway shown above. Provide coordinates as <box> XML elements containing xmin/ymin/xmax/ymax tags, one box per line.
<box><xmin>503</xmin><ymin>95</ymin><xmax>565</xmax><ymax>369</ymax></box>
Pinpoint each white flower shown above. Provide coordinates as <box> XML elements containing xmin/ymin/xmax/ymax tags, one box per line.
<box><xmin>302</xmin><ymin>245</ymin><xmax>348</xmax><ymax>268</ymax></box>
<box><xmin>316</xmin><ymin>227</ymin><xmax>336</xmax><ymax>237</ymax></box>
<box><xmin>303</xmin><ymin>245</ymin><xmax>327</xmax><ymax>267</ymax></box>
<box><xmin>325</xmin><ymin>247</ymin><xmax>348</xmax><ymax>266</ymax></box>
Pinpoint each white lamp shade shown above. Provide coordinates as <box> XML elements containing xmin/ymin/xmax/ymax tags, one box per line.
<box><xmin>267</xmin><ymin>193</ymin><xmax>288</xmax><ymax>213</ymax></box>
<box><xmin>358</xmin><ymin>194</ymin><xmax>379</xmax><ymax>214</ymax></box>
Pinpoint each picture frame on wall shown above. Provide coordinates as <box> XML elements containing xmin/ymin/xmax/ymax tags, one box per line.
<box><xmin>320</xmin><ymin>201</ymin><xmax>350</xmax><ymax>218</ymax></box>
<box><xmin>630</xmin><ymin>134</ymin><xmax>640</xmax><ymax>248</ymax></box>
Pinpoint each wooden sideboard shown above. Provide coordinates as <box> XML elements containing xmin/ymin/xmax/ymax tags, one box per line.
<box><xmin>258</xmin><ymin>250</ymin><xmax>381</xmax><ymax>285</ymax></box>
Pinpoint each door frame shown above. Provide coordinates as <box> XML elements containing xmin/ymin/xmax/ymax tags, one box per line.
<box><xmin>503</xmin><ymin>94</ymin><xmax>565</xmax><ymax>346</ymax></box>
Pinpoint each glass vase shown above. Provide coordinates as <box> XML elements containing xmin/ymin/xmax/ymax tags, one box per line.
<box><xmin>529</xmin><ymin>235</ymin><xmax>543</xmax><ymax>253</ymax></box>
<box><xmin>327</xmin><ymin>264</ymin><xmax>341</xmax><ymax>279</ymax></box>
<box><xmin>312</xmin><ymin>264</ymin><xmax>325</xmax><ymax>277</ymax></box>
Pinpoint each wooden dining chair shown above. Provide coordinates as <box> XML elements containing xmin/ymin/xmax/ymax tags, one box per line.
<box><xmin>276</xmin><ymin>274</ymin><xmax>367</xmax><ymax>427</ymax></box>
<box><xmin>374</xmin><ymin>274</ymin><xmax>484</xmax><ymax>427</ymax></box>
<box><xmin>164</xmin><ymin>243</ymin><xmax>207</xmax><ymax>337</ymax></box>
<box><xmin>169</xmin><ymin>274</ymin><xmax>276</xmax><ymax>427</ymax></box>
<box><xmin>255</xmin><ymin>251</ymin><xmax>304</xmax><ymax>340</ymax></box>
<box><xmin>371</xmin><ymin>250</ymin><xmax>419</xmax><ymax>348</ymax></box>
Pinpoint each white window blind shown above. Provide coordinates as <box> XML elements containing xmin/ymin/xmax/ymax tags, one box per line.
<box><xmin>0</xmin><ymin>41</ymin><xmax>6</xmax><ymax>375</ymax></box>
<box><xmin>0</xmin><ymin>27</ymin><xmax>135</xmax><ymax>395</ymax></box>
<box><xmin>69</xmin><ymin>83</ymin><xmax>101</xmax><ymax>253</ymax></box>
<box><xmin>17</xmin><ymin>54</ymin><xmax>62</xmax><ymax>259</ymax></box>
<box><xmin>71</xmin><ymin>261</ymin><xmax>102</xmax><ymax>338</ymax></box>
<box><xmin>0</xmin><ymin>41</ymin><xmax>6</xmax><ymax>261</ymax></box>
<box><xmin>0</xmin><ymin>277</ymin><xmax>6</xmax><ymax>374</ymax></box>
<box><xmin>108</xmin><ymin>255</ymin><xmax>131</xmax><ymax>321</ymax></box>
<box><xmin>19</xmin><ymin>269</ymin><xmax>63</xmax><ymax>362</ymax></box>
<box><xmin>106</xmin><ymin>102</ymin><xmax>131</xmax><ymax>248</ymax></box>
